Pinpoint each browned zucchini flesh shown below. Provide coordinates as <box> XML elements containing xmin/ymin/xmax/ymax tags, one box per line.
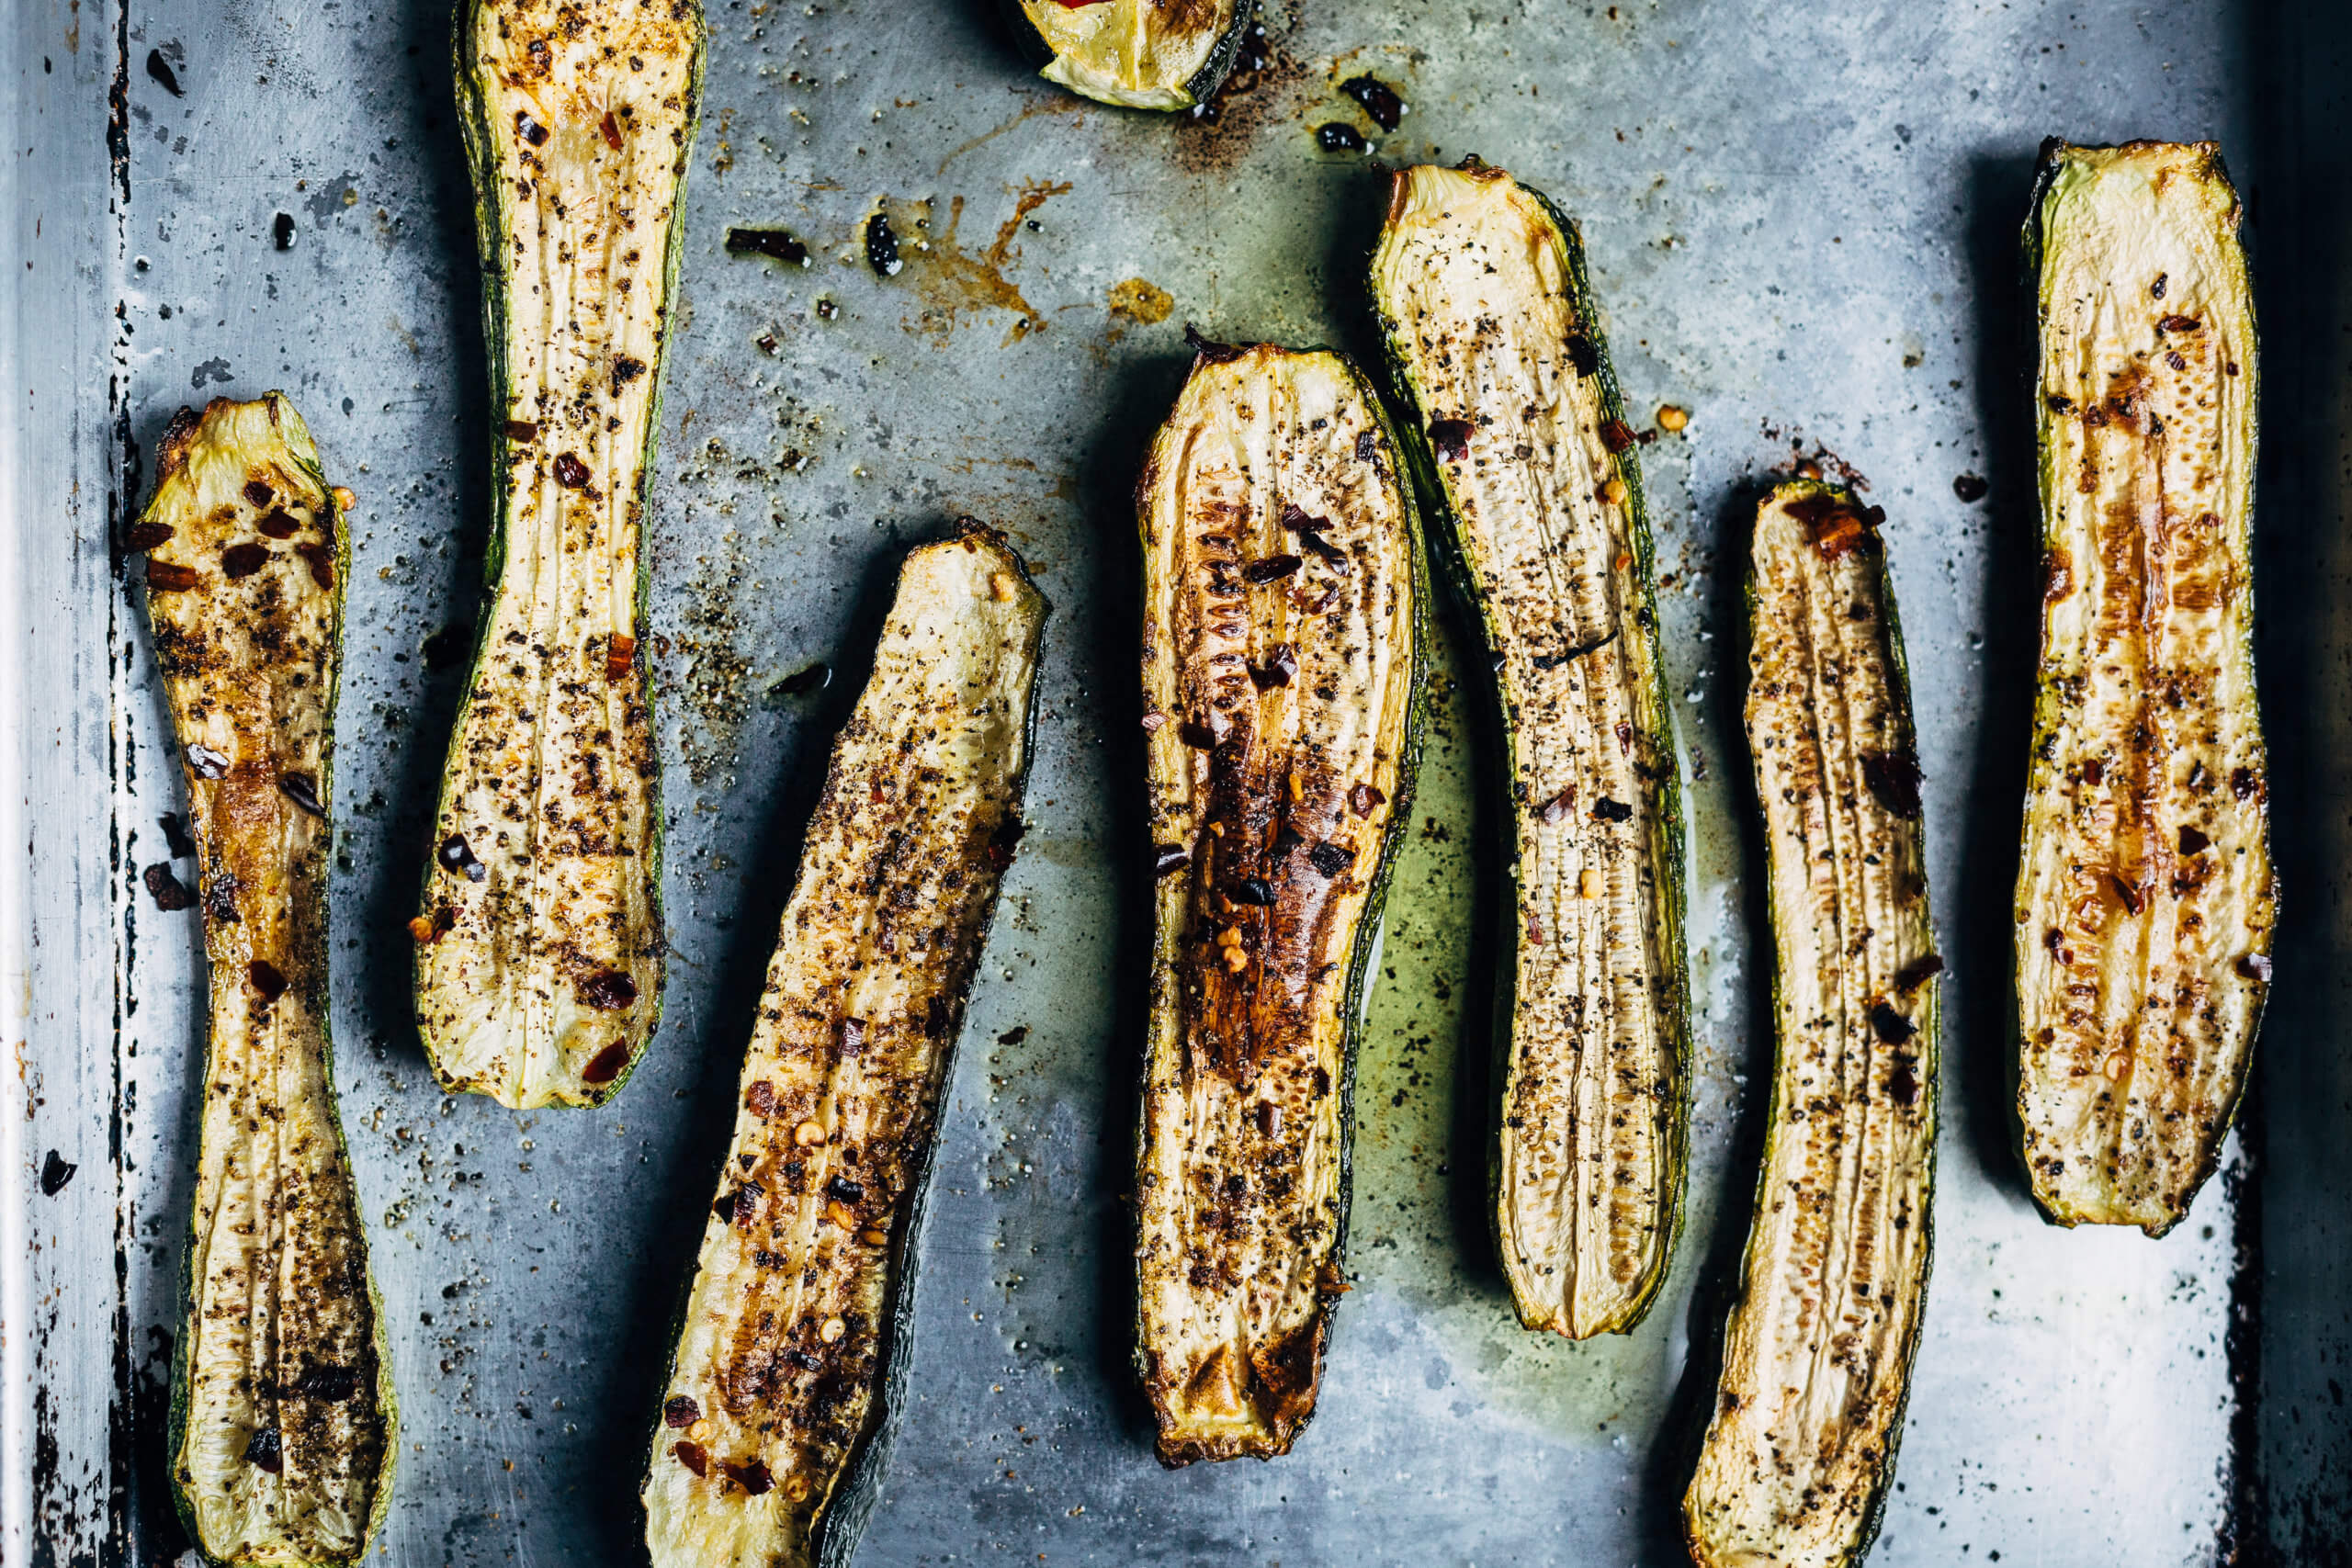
<box><xmin>1684</xmin><ymin>481</ymin><xmax>1937</xmax><ymax>1568</ymax></box>
<box><xmin>1132</xmin><ymin>341</ymin><xmax>1426</xmax><ymax>1465</ymax></box>
<box><xmin>138</xmin><ymin>394</ymin><xmax>396</xmax><ymax>1566</ymax></box>
<box><xmin>642</xmin><ymin>525</ymin><xmax>1046</xmax><ymax>1568</ymax></box>
<box><xmin>2015</xmin><ymin>140</ymin><xmax>2274</xmax><ymax>1233</ymax></box>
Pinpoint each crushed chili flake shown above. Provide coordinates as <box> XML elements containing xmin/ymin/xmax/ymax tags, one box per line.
<box><xmin>1153</xmin><ymin>844</ymin><xmax>1191</xmax><ymax>877</ymax></box>
<box><xmin>1868</xmin><ymin>1001</ymin><xmax>1917</xmax><ymax>1044</ymax></box>
<box><xmin>248</xmin><ymin>959</ymin><xmax>288</xmax><ymax>1001</ymax></box>
<box><xmin>745</xmin><ymin>1080</ymin><xmax>777</xmax><ymax>1117</ymax></box>
<box><xmin>1244</xmin><ymin>554</ymin><xmax>1302</xmax><ymax>584</ymax></box>
<box><xmin>1348</xmin><ymin>783</ymin><xmax>1385</xmax><ymax>818</ymax></box>
<box><xmin>243</xmin><ymin>479</ymin><xmax>275</xmax><ymax>507</ymax></box>
<box><xmin>1249</xmin><ymin>643</ymin><xmax>1298</xmax><ymax>689</ymax></box>
<box><xmin>1599</xmin><ymin>420</ymin><xmax>1636</xmax><ymax>453</ymax></box>
<box><xmin>294</xmin><ymin>541</ymin><xmax>334</xmax><ymax>588</ymax></box>
<box><xmin>2158</xmin><ymin>314</ymin><xmax>2202</xmax><ymax>333</ymax></box>
<box><xmin>579</xmin><ymin>969</ymin><xmax>639</xmax><ymax>1011</ymax></box>
<box><xmin>2238</xmin><ymin>952</ymin><xmax>2272</xmax><ymax>982</ymax></box>
<box><xmin>1894</xmin><ymin>953</ymin><xmax>1945</xmax><ymax>992</ymax></box>
<box><xmin>581</xmin><ymin>1043</ymin><xmax>632</xmax><ymax>1084</ymax></box>
<box><xmin>1427</xmin><ymin>418</ymin><xmax>1474</xmax><ymax>462</ymax></box>
<box><xmin>1535</xmin><ymin>786</ymin><xmax>1575</xmax><ymax>825</ymax></box>
<box><xmin>673</xmin><ymin>1441</ymin><xmax>709</xmax><ymax>1477</ymax></box>
<box><xmin>1860</xmin><ymin>750</ymin><xmax>1923</xmax><ymax>818</ymax></box>
<box><xmin>600</xmin><ymin>109</ymin><xmax>623</xmax><ymax>149</ymax></box>
<box><xmin>605</xmin><ymin>632</ymin><xmax>637</xmax><ymax>682</ymax></box>
<box><xmin>663</xmin><ymin>1395</ymin><xmax>701</xmax><ymax>1428</ymax></box>
<box><xmin>125</xmin><ymin>521</ymin><xmax>175</xmax><ymax>553</ymax></box>
<box><xmin>553</xmin><ymin>451</ymin><xmax>592</xmax><ymax>489</ymax></box>
<box><xmin>147</xmin><ymin>559</ymin><xmax>198</xmax><ymax>592</ymax></box>
<box><xmin>278</xmin><ymin>772</ymin><xmax>324</xmax><ymax>817</ymax></box>
<box><xmin>2178</xmin><ymin>824</ymin><xmax>2211</xmax><ymax>855</ymax></box>
<box><xmin>186</xmin><ymin>743</ymin><xmax>232</xmax><ymax>780</ymax></box>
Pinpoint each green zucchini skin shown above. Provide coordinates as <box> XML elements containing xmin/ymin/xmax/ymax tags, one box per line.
<box><xmin>139</xmin><ymin>394</ymin><xmax>397</xmax><ymax>1567</ymax></box>
<box><xmin>419</xmin><ymin>0</ymin><xmax>705</xmax><ymax>1109</ymax></box>
<box><xmin>1369</xmin><ymin>158</ymin><xmax>1691</xmax><ymax>1339</ymax></box>
<box><xmin>641</xmin><ymin>524</ymin><xmax>1047</xmax><ymax>1568</ymax></box>
<box><xmin>1683</xmin><ymin>481</ymin><xmax>1937</xmax><ymax>1568</ymax></box>
<box><xmin>2014</xmin><ymin>140</ymin><xmax>2273</xmax><ymax>1234</ymax></box>
<box><xmin>1130</xmin><ymin>340</ymin><xmax>1429</xmax><ymax>1465</ymax></box>
<box><xmin>1002</xmin><ymin>0</ymin><xmax>1251</xmax><ymax>109</ymax></box>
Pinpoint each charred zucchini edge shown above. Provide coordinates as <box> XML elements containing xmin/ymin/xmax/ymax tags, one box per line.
<box><xmin>1369</xmin><ymin>163</ymin><xmax>1691</xmax><ymax>1335</ymax></box>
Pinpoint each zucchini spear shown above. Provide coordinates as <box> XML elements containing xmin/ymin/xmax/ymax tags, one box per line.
<box><xmin>643</xmin><ymin>525</ymin><xmax>1046</xmax><ymax>1568</ymax></box>
<box><xmin>417</xmin><ymin>0</ymin><xmax>704</xmax><ymax>1108</ymax></box>
<box><xmin>1132</xmin><ymin>340</ymin><xmax>1426</xmax><ymax>1464</ymax></box>
<box><xmin>1684</xmin><ymin>482</ymin><xmax>1937</xmax><ymax>1568</ymax></box>
<box><xmin>2015</xmin><ymin>140</ymin><xmax>2274</xmax><ymax>1233</ymax></box>
<box><xmin>1370</xmin><ymin>158</ymin><xmax>1690</xmax><ymax>1338</ymax></box>
<box><xmin>136</xmin><ymin>395</ymin><xmax>395</xmax><ymax>1566</ymax></box>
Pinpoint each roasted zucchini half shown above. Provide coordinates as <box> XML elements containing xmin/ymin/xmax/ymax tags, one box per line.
<box><xmin>2015</xmin><ymin>140</ymin><xmax>2274</xmax><ymax>1234</ymax></box>
<box><xmin>418</xmin><ymin>0</ymin><xmax>705</xmax><ymax>1108</ymax></box>
<box><xmin>1005</xmin><ymin>0</ymin><xmax>1251</xmax><ymax>110</ymax></box>
<box><xmin>642</xmin><ymin>524</ymin><xmax>1046</xmax><ymax>1568</ymax></box>
<box><xmin>1370</xmin><ymin>158</ymin><xmax>1690</xmax><ymax>1338</ymax></box>
<box><xmin>137</xmin><ymin>395</ymin><xmax>396</xmax><ymax>1566</ymax></box>
<box><xmin>1683</xmin><ymin>481</ymin><xmax>1938</xmax><ymax>1568</ymax></box>
<box><xmin>1132</xmin><ymin>340</ymin><xmax>1426</xmax><ymax>1465</ymax></box>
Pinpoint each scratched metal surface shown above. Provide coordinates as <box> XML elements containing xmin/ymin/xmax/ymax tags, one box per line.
<box><xmin>11</xmin><ymin>0</ymin><xmax>2352</xmax><ymax>1562</ymax></box>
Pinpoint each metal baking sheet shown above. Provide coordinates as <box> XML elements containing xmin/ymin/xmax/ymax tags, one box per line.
<box><xmin>7</xmin><ymin>0</ymin><xmax>2350</xmax><ymax>1562</ymax></box>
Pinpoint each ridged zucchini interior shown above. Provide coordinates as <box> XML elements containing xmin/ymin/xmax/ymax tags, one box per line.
<box><xmin>1010</xmin><ymin>0</ymin><xmax>1248</xmax><ymax>109</ymax></box>
<box><xmin>1683</xmin><ymin>482</ymin><xmax>1937</xmax><ymax>1568</ymax></box>
<box><xmin>2014</xmin><ymin>139</ymin><xmax>2274</xmax><ymax>1234</ymax></box>
<box><xmin>1132</xmin><ymin>342</ymin><xmax>1425</xmax><ymax>1465</ymax></box>
<box><xmin>1370</xmin><ymin>157</ymin><xmax>1690</xmax><ymax>1339</ymax></box>
<box><xmin>139</xmin><ymin>395</ymin><xmax>395</xmax><ymax>1567</ymax></box>
<box><xmin>642</xmin><ymin>525</ymin><xmax>1046</xmax><ymax>1568</ymax></box>
<box><xmin>417</xmin><ymin>0</ymin><xmax>704</xmax><ymax>1109</ymax></box>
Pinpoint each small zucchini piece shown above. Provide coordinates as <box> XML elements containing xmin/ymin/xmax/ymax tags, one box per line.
<box><xmin>1004</xmin><ymin>0</ymin><xmax>1252</xmax><ymax>110</ymax></box>
<box><xmin>1132</xmin><ymin>339</ymin><xmax>1427</xmax><ymax>1465</ymax></box>
<box><xmin>1370</xmin><ymin>157</ymin><xmax>1691</xmax><ymax>1338</ymax></box>
<box><xmin>642</xmin><ymin>524</ymin><xmax>1046</xmax><ymax>1568</ymax></box>
<box><xmin>419</xmin><ymin>0</ymin><xmax>705</xmax><ymax>1109</ymax></box>
<box><xmin>2015</xmin><ymin>140</ymin><xmax>2274</xmax><ymax>1234</ymax></box>
<box><xmin>1683</xmin><ymin>482</ymin><xmax>1938</xmax><ymax>1568</ymax></box>
<box><xmin>139</xmin><ymin>395</ymin><xmax>396</xmax><ymax>1566</ymax></box>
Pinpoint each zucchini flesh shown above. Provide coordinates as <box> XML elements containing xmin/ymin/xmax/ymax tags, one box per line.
<box><xmin>139</xmin><ymin>396</ymin><xmax>395</xmax><ymax>1565</ymax></box>
<box><xmin>1009</xmin><ymin>0</ymin><xmax>1249</xmax><ymax>110</ymax></box>
<box><xmin>2016</xmin><ymin>140</ymin><xmax>2273</xmax><ymax>1233</ymax></box>
<box><xmin>1684</xmin><ymin>483</ymin><xmax>1937</xmax><ymax>1568</ymax></box>
<box><xmin>1370</xmin><ymin>159</ymin><xmax>1690</xmax><ymax>1338</ymax></box>
<box><xmin>1132</xmin><ymin>343</ymin><xmax>1425</xmax><ymax>1465</ymax></box>
<box><xmin>420</xmin><ymin>0</ymin><xmax>704</xmax><ymax>1108</ymax></box>
<box><xmin>642</xmin><ymin>525</ymin><xmax>1046</xmax><ymax>1568</ymax></box>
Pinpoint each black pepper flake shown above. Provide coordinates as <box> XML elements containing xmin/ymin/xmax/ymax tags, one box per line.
<box><xmin>1869</xmin><ymin>1001</ymin><xmax>1917</xmax><ymax>1044</ymax></box>
<box><xmin>1153</xmin><ymin>844</ymin><xmax>1192</xmax><ymax>877</ymax></box>
<box><xmin>1244</xmin><ymin>554</ymin><xmax>1302</xmax><ymax>584</ymax></box>
<box><xmin>865</xmin><ymin>211</ymin><xmax>903</xmax><ymax>277</ymax></box>
<box><xmin>826</xmin><ymin>1174</ymin><xmax>866</xmax><ymax>1203</ymax></box>
<box><xmin>1564</xmin><ymin>334</ymin><xmax>1600</xmax><ymax>376</ymax></box>
<box><xmin>663</xmin><ymin>1395</ymin><xmax>701</xmax><ymax>1428</ymax></box>
<box><xmin>1306</xmin><ymin>841</ymin><xmax>1353</xmax><ymax>878</ymax></box>
<box><xmin>186</xmin><ymin>743</ymin><xmax>231</xmax><ymax>780</ymax></box>
<box><xmin>1590</xmin><ymin>796</ymin><xmax>1633</xmax><ymax>823</ymax></box>
<box><xmin>39</xmin><ymin>1151</ymin><xmax>76</xmax><ymax>1196</ymax></box>
<box><xmin>438</xmin><ymin>833</ymin><xmax>488</xmax><ymax>882</ymax></box>
<box><xmin>1861</xmin><ymin>750</ymin><xmax>1923</xmax><ymax>818</ymax></box>
<box><xmin>553</xmin><ymin>451</ymin><xmax>592</xmax><ymax>489</ymax></box>
<box><xmin>1428</xmin><ymin>417</ymin><xmax>1474</xmax><ymax>461</ymax></box>
<box><xmin>277</xmin><ymin>772</ymin><xmax>324</xmax><ymax>817</ymax></box>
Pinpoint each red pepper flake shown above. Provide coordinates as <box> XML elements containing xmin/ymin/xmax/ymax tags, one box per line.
<box><xmin>2158</xmin><ymin>314</ymin><xmax>2202</xmax><ymax>333</ymax></box>
<box><xmin>605</xmin><ymin>632</ymin><xmax>637</xmax><ymax>682</ymax></box>
<box><xmin>1860</xmin><ymin>750</ymin><xmax>1923</xmax><ymax>818</ymax></box>
<box><xmin>1894</xmin><ymin>953</ymin><xmax>1945</xmax><ymax>992</ymax></box>
<box><xmin>1524</xmin><ymin>910</ymin><xmax>1544</xmax><ymax>945</ymax></box>
<box><xmin>582</xmin><ymin>1042</ymin><xmax>633</xmax><ymax>1085</ymax></box>
<box><xmin>663</xmin><ymin>1395</ymin><xmax>701</xmax><ymax>1428</ymax></box>
<box><xmin>278</xmin><ymin>772</ymin><xmax>325</xmax><ymax>817</ymax></box>
<box><xmin>1153</xmin><ymin>844</ymin><xmax>1192</xmax><ymax>877</ymax></box>
<box><xmin>1887</xmin><ymin>1058</ymin><xmax>1922</xmax><ymax>1107</ymax></box>
<box><xmin>1590</xmin><ymin>796</ymin><xmax>1634</xmax><ymax>823</ymax></box>
<box><xmin>504</xmin><ymin>419</ymin><xmax>539</xmax><ymax>444</ymax></box>
<box><xmin>1535</xmin><ymin>786</ymin><xmax>1575</xmax><ymax>825</ymax></box>
<box><xmin>1615</xmin><ymin>720</ymin><xmax>1634</xmax><ymax>755</ymax></box>
<box><xmin>1599</xmin><ymin>419</ymin><xmax>1636</xmax><ymax>453</ymax></box>
<box><xmin>1244</xmin><ymin>555</ymin><xmax>1303</xmax><ymax>584</ymax></box>
<box><xmin>147</xmin><ymin>559</ymin><xmax>199</xmax><ymax>592</ymax></box>
<box><xmin>145</xmin><ymin>864</ymin><xmax>196</xmax><ymax>911</ymax></box>
<box><xmin>673</xmin><ymin>1441</ymin><xmax>709</xmax><ymax>1477</ymax></box>
<box><xmin>1427</xmin><ymin>418</ymin><xmax>1474</xmax><ymax>462</ymax></box>
<box><xmin>294</xmin><ymin>542</ymin><xmax>334</xmax><ymax>589</ymax></box>
<box><xmin>2110</xmin><ymin>873</ymin><xmax>2146</xmax><ymax>916</ymax></box>
<box><xmin>2082</xmin><ymin>758</ymin><xmax>2105</xmax><ymax>786</ymax></box>
<box><xmin>126</xmin><ymin>521</ymin><xmax>174</xmax><ymax>552</ymax></box>
<box><xmin>745</xmin><ymin>1080</ymin><xmax>777</xmax><ymax>1117</ymax></box>
<box><xmin>1249</xmin><ymin>643</ymin><xmax>1299</xmax><ymax>690</ymax></box>
<box><xmin>579</xmin><ymin>969</ymin><xmax>639</xmax><ymax>1011</ymax></box>
<box><xmin>243</xmin><ymin>479</ymin><xmax>275</xmax><ymax>507</ymax></box>
<box><xmin>2238</xmin><ymin>952</ymin><xmax>2272</xmax><ymax>982</ymax></box>
<box><xmin>600</xmin><ymin>109</ymin><xmax>623</xmax><ymax>150</ymax></box>
<box><xmin>726</xmin><ymin>1459</ymin><xmax>774</xmax><ymax>1496</ymax></box>
<box><xmin>1348</xmin><ymin>783</ymin><xmax>1385</xmax><ymax>818</ymax></box>
<box><xmin>1179</xmin><ymin>719</ymin><xmax>1221</xmax><ymax>750</ymax></box>
<box><xmin>220</xmin><ymin>541</ymin><xmax>270</xmax><ymax>580</ymax></box>
<box><xmin>2178</xmin><ymin>824</ymin><xmax>2210</xmax><ymax>855</ymax></box>
<box><xmin>515</xmin><ymin>110</ymin><xmax>549</xmax><ymax>147</ymax></box>
<box><xmin>2043</xmin><ymin>548</ymin><xmax>2074</xmax><ymax>603</ymax></box>
<box><xmin>186</xmin><ymin>743</ymin><xmax>232</xmax><ymax>779</ymax></box>
<box><xmin>248</xmin><ymin>959</ymin><xmax>288</xmax><ymax>1001</ymax></box>
<box><xmin>245</xmin><ymin>1427</ymin><xmax>283</xmax><ymax>1474</ymax></box>
<box><xmin>1868</xmin><ymin>1000</ymin><xmax>1916</xmax><ymax>1044</ymax></box>
<box><xmin>2230</xmin><ymin>766</ymin><xmax>2261</xmax><ymax>801</ymax></box>
<box><xmin>256</xmin><ymin>507</ymin><xmax>300</xmax><ymax>539</ymax></box>
<box><xmin>1139</xmin><ymin>711</ymin><xmax>1167</xmax><ymax>732</ymax></box>
<box><xmin>554</xmin><ymin>452</ymin><xmax>592</xmax><ymax>489</ymax></box>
